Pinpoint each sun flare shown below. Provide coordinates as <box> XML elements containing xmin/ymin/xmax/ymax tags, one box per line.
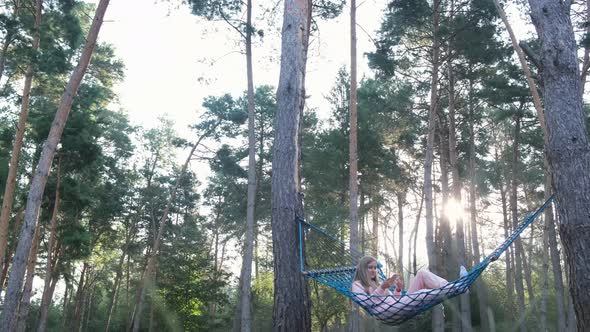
<box><xmin>444</xmin><ymin>198</ymin><xmax>467</xmax><ymax>227</ymax></box>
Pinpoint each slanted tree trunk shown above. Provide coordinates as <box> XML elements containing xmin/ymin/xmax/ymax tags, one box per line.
<box><xmin>349</xmin><ymin>0</ymin><xmax>360</xmax><ymax>329</ymax></box>
<box><xmin>130</xmin><ymin>138</ymin><xmax>205</xmax><ymax>332</ymax></box>
<box><xmin>14</xmin><ymin>220</ymin><xmax>41</xmax><ymax>332</ymax></box>
<box><xmin>0</xmin><ymin>1</ymin><xmax>110</xmax><ymax>329</ymax></box>
<box><xmin>238</xmin><ymin>0</ymin><xmax>257</xmax><ymax>328</ymax></box>
<box><xmin>271</xmin><ymin>0</ymin><xmax>312</xmax><ymax>329</ymax></box>
<box><xmin>37</xmin><ymin>155</ymin><xmax>62</xmax><ymax>332</ymax></box>
<box><xmin>527</xmin><ymin>1</ymin><xmax>590</xmax><ymax>330</ymax></box>
<box><xmin>0</xmin><ymin>0</ymin><xmax>44</xmax><ymax>285</ymax></box>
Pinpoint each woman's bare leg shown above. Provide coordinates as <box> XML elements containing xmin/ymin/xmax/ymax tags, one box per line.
<box><xmin>408</xmin><ymin>270</ymin><xmax>448</xmax><ymax>293</ymax></box>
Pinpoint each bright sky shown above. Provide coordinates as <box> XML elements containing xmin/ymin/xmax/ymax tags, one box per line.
<box><xmin>96</xmin><ymin>0</ymin><xmax>383</xmax><ymax>137</ymax></box>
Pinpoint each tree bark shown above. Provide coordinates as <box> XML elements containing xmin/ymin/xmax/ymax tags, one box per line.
<box><xmin>238</xmin><ymin>0</ymin><xmax>257</xmax><ymax>328</ymax></box>
<box><xmin>14</xmin><ymin>220</ymin><xmax>41</xmax><ymax>332</ymax></box>
<box><xmin>527</xmin><ymin>1</ymin><xmax>590</xmax><ymax>330</ymax></box>
<box><xmin>271</xmin><ymin>0</ymin><xmax>312</xmax><ymax>329</ymax></box>
<box><xmin>0</xmin><ymin>1</ymin><xmax>110</xmax><ymax>329</ymax></box>
<box><xmin>37</xmin><ymin>155</ymin><xmax>62</xmax><ymax>332</ymax></box>
<box><xmin>0</xmin><ymin>0</ymin><xmax>44</xmax><ymax>285</ymax></box>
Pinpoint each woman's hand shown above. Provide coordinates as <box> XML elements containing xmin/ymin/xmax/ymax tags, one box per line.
<box><xmin>381</xmin><ymin>273</ymin><xmax>403</xmax><ymax>290</ymax></box>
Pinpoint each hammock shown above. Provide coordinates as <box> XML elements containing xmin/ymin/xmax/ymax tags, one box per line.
<box><xmin>298</xmin><ymin>195</ymin><xmax>554</xmax><ymax>326</ymax></box>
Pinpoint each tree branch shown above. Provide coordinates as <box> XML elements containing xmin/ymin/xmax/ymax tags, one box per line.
<box><xmin>519</xmin><ymin>41</ymin><xmax>542</xmax><ymax>70</ymax></box>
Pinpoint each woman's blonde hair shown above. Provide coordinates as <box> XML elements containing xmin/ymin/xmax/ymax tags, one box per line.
<box><xmin>353</xmin><ymin>256</ymin><xmax>380</xmax><ymax>292</ymax></box>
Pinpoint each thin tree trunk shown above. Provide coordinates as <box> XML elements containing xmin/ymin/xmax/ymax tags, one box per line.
<box><xmin>500</xmin><ymin>157</ymin><xmax>515</xmax><ymax>315</ymax></box>
<box><xmin>397</xmin><ymin>193</ymin><xmax>404</xmax><ymax>272</ymax></box>
<box><xmin>0</xmin><ymin>207</ymin><xmax>23</xmax><ymax>288</ymax></box>
<box><xmin>349</xmin><ymin>0</ymin><xmax>360</xmax><ymax>329</ymax></box>
<box><xmin>468</xmin><ymin>79</ymin><xmax>489</xmax><ymax>332</ymax></box>
<box><xmin>0</xmin><ymin>0</ymin><xmax>44</xmax><ymax>285</ymax></box>
<box><xmin>0</xmin><ymin>2</ymin><xmax>110</xmax><ymax>329</ymax></box>
<box><xmin>83</xmin><ymin>285</ymin><xmax>95</xmax><ymax>332</ymax></box>
<box><xmin>105</xmin><ymin>224</ymin><xmax>134</xmax><ymax>332</ymax></box>
<box><xmin>238</xmin><ymin>0</ymin><xmax>257</xmax><ymax>328</ymax></box>
<box><xmin>72</xmin><ymin>263</ymin><xmax>88</xmax><ymax>332</ymax></box>
<box><xmin>510</xmin><ymin>114</ymin><xmax>527</xmax><ymax>332</ymax></box>
<box><xmin>37</xmin><ymin>155</ymin><xmax>62</xmax><ymax>332</ymax></box>
<box><xmin>14</xmin><ymin>220</ymin><xmax>41</xmax><ymax>332</ymax></box>
<box><xmin>545</xmin><ymin>171</ymin><xmax>566</xmax><ymax>331</ymax></box>
<box><xmin>411</xmin><ymin>191</ymin><xmax>423</xmax><ymax>275</ymax></box>
<box><xmin>580</xmin><ymin>0</ymin><xmax>590</xmax><ymax>94</ymax></box>
<box><xmin>130</xmin><ymin>131</ymin><xmax>214</xmax><ymax>332</ymax></box>
<box><xmin>540</xmin><ymin>198</ymin><xmax>549</xmax><ymax>332</ymax></box>
<box><xmin>426</xmin><ymin>1</ymin><xmax>442</xmax><ymax>330</ymax></box>
<box><xmin>447</xmin><ymin>42</ymin><xmax>471</xmax><ymax>332</ymax></box>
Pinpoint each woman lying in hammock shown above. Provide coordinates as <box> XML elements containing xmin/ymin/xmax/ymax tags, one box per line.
<box><xmin>351</xmin><ymin>256</ymin><xmax>467</xmax><ymax>321</ymax></box>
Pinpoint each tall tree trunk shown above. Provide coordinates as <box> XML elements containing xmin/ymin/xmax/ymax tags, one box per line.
<box><xmin>349</xmin><ymin>0</ymin><xmax>360</xmax><ymax>329</ymax></box>
<box><xmin>0</xmin><ymin>0</ymin><xmax>43</xmax><ymax>284</ymax></box>
<box><xmin>37</xmin><ymin>155</ymin><xmax>62</xmax><ymax>332</ymax></box>
<box><xmin>14</xmin><ymin>219</ymin><xmax>41</xmax><ymax>332</ymax></box>
<box><xmin>527</xmin><ymin>1</ymin><xmax>590</xmax><ymax>330</ymax></box>
<box><xmin>238</xmin><ymin>0</ymin><xmax>257</xmax><ymax>328</ymax></box>
<box><xmin>447</xmin><ymin>46</ymin><xmax>471</xmax><ymax>332</ymax></box>
<box><xmin>426</xmin><ymin>1</ymin><xmax>442</xmax><ymax>330</ymax></box>
<box><xmin>468</xmin><ymin>79</ymin><xmax>489</xmax><ymax>332</ymax></box>
<box><xmin>500</xmin><ymin>184</ymin><xmax>515</xmax><ymax>311</ymax></box>
<box><xmin>410</xmin><ymin>191</ymin><xmax>424</xmax><ymax>275</ymax></box>
<box><xmin>0</xmin><ymin>1</ymin><xmax>110</xmax><ymax>329</ymax></box>
<box><xmin>510</xmin><ymin>114</ymin><xmax>527</xmax><ymax>332</ymax></box>
<box><xmin>372</xmin><ymin>203</ymin><xmax>379</xmax><ymax>257</ymax></box>
<box><xmin>397</xmin><ymin>193</ymin><xmax>404</xmax><ymax>273</ymax></box>
<box><xmin>540</xmin><ymin>201</ymin><xmax>549</xmax><ymax>332</ymax></box>
<box><xmin>271</xmin><ymin>0</ymin><xmax>312</xmax><ymax>329</ymax></box>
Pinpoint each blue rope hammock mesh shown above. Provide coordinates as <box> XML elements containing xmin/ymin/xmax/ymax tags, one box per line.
<box><xmin>298</xmin><ymin>195</ymin><xmax>554</xmax><ymax>326</ymax></box>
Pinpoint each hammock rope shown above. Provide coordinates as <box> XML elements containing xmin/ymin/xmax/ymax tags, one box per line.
<box><xmin>298</xmin><ymin>195</ymin><xmax>554</xmax><ymax>326</ymax></box>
